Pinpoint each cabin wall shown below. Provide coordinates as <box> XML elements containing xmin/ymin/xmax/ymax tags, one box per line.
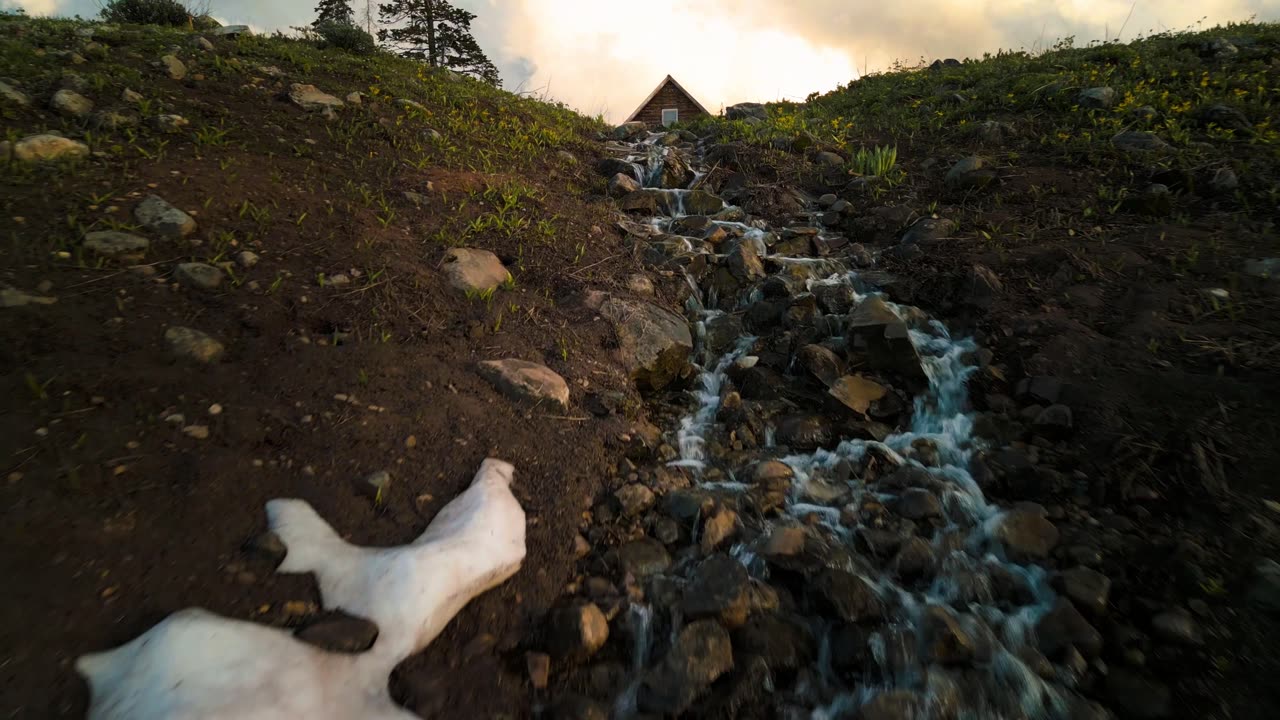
<box><xmin>633</xmin><ymin>83</ymin><xmax>708</xmax><ymax>126</ymax></box>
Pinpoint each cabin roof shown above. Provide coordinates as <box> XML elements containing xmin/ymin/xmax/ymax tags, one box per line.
<box><xmin>625</xmin><ymin>74</ymin><xmax>711</xmax><ymax>123</ymax></box>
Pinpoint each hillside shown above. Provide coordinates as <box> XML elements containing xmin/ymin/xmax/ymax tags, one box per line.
<box><xmin>3</xmin><ymin>11</ymin><xmax>1280</xmax><ymax>720</ymax></box>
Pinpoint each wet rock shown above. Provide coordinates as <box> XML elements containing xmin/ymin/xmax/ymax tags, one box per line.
<box><xmin>174</xmin><ymin>262</ymin><xmax>225</xmax><ymax>291</ymax></box>
<box><xmin>700</xmin><ymin>507</ymin><xmax>737</xmax><ymax>553</ymax></box>
<box><xmin>775</xmin><ymin>414</ymin><xmax>836</xmax><ymax>451</ymax></box>
<box><xmin>1078</xmin><ymin>86</ymin><xmax>1116</xmax><ymax>109</ymax></box>
<box><xmin>608</xmin><ymin>172</ymin><xmax>640</xmax><ymax>197</ymax></box>
<box><xmin>164</xmin><ymin>326</ymin><xmax>224</xmax><ymax>363</ymax></box>
<box><xmin>945</xmin><ymin>156</ymin><xmax>996</xmax><ymax>189</ymax></box>
<box><xmin>51</xmin><ymin>88</ymin><xmax>93</xmax><ymax>118</ymax></box>
<box><xmin>847</xmin><ymin>296</ymin><xmax>925</xmax><ymax>380</ymax></box>
<box><xmin>860</xmin><ymin>690</ymin><xmax>922</xmax><ymax>720</ymax></box>
<box><xmin>704</xmin><ymin>314</ymin><xmax>744</xmax><ymax>354</ymax></box>
<box><xmin>798</xmin><ymin>344</ymin><xmax>845</xmax><ymax>386</ymax></box>
<box><xmin>443</xmin><ymin>247</ymin><xmax>509</xmax><ymax>293</ymax></box>
<box><xmin>617</xmin><ymin>538</ymin><xmax>671</xmax><ymax>578</ymax></box>
<box><xmin>289</xmin><ymin>83</ymin><xmax>344</xmax><ymax>111</ymax></box>
<box><xmin>83</xmin><ymin>231</ymin><xmax>148</xmax><ymax>261</ymax></box>
<box><xmin>893</xmin><ymin>488</ymin><xmax>944</xmax><ymax>521</ymax></box>
<box><xmin>1105</xmin><ymin>669</ymin><xmax>1171</xmax><ymax>719</ymax></box>
<box><xmin>1055</xmin><ymin>567</ymin><xmax>1111</xmax><ymax>616</ymax></box>
<box><xmin>135</xmin><ymin>195</ymin><xmax>196</xmax><ymax>239</ymax></box>
<box><xmin>600</xmin><ymin>298</ymin><xmax>693</xmax><ymax>391</ymax></box>
<box><xmin>923</xmin><ymin>606</ymin><xmax>980</xmax><ymax>665</ymax></box>
<box><xmin>637</xmin><ymin>620</ymin><xmax>733</xmax><ymax>715</ymax></box>
<box><xmin>815</xmin><ymin>568</ymin><xmax>885</xmax><ymax>623</ymax></box>
<box><xmin>1037</xmin><ymin>598</ymin><xmax>1103</xmax><ymax>659</ymax></box>
<box><xmin>160</xmin><ymin>54</ymin><xmax>187</xmax><ymax>80</ymax></box>
<box><xmin>478</xmin><ymin>359</ymin><xmax>570</xmax><ymax>410</ymax></box>
<box><xmin>891</xmin><ymin>536</ymin><xmax>936</xmax><ymax>580</ymax></box>
<box><xmin>829</xmin><ymin>375</ymin><xmax>888</xmax><ymax>416</ymax></box>
<box><xmin>996</xmin><ymin>506</ymin><xmax>1059</xmax><ymax>561</ymax></box>
<box><xmin>13</xmin><ymin>134</ymin><xmax>89</xmax><ymax>162</ymax></box>
<box><xmin>614</xmin><ymin>483</ymin><xmax>655</xmax><ymax>517</ymax></box>
<box><xmin>681</xmin><ymin>553</ymin><xmax>754</xmax><ymax>626</ymax></box>
<box><xmin>1150</xmin><ymin>607</ymin><xmax>1202</xmax><ymax>646</ymax></box>
<box><xmin>547</xmin><ymin>603</ymin><xmax>609</xmax><ymax>659</ymax></box>
<box><xmin>294</xmin><ymin>611</ymin><xmax>378</xmax><ymax>653</ymax></box>
<box><xmin>733</xmin><ymin>612</ymin><xmax>815</xmax><ymax>669</ymax></box>
<box><xmin>1112</xmin><ymin>130</ymin><xmax>1169</xmax><ymax>153</ymax></box>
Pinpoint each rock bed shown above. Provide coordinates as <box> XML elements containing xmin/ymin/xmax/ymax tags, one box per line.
<box><xmin>534</xmin><ymin>131</ymin><xmax>1123</xmax><ymax>719</ymax></box>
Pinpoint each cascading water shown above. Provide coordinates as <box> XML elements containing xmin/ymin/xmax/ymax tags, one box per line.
<box><xmin>609</xmin><ymin>130</ymin><xmax>1087</xmax><ymax>719</ymax></box>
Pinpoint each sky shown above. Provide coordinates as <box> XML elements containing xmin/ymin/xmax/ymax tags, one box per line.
<box><xmin>5</xmin><ymin>0</ymin><xmax>1279</xmax><ymax>120</ymax></box>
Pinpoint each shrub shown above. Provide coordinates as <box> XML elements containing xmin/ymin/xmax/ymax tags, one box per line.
<box><xmin>98</xmin><ymin>0</ymin><xmax>191</xmax><ymax>26</ymax></box>
<box><xmin>315</xmin><ymin>21</ymin><xmax>377</xmax><ymax>55</ymax></box>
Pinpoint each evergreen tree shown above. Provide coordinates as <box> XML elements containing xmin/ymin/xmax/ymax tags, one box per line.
<box><xmin>377</xmin><ymin>0</ymin><xmax>500</xmax><ymax>85</ymax></box>
<box><xmin>313</xmin><ymin>0</ymin><xmax>355</xmax><ymax>27</ymax></box>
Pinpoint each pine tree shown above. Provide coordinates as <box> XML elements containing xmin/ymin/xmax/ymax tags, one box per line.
<box><xmin>313</xmin><ymin>0</ymin><xmax>355</xmax><ymax>26</ymax></box>
<box><xmin>377</xmin><ymin>0</ymin><xmax>500</xmax><ymax>85</ymax></box>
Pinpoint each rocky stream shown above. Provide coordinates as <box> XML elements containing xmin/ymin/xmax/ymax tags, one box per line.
<box><xmin>538</xmin><ymin>124</ymin><xmax>1120</xmax><ymax>720</ymax></box>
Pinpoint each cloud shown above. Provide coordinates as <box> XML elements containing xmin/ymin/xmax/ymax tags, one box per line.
<box><xmin>7</xmin><ymin>0</ymin><xmax>1279</xmax><ymax>120</ymax></box>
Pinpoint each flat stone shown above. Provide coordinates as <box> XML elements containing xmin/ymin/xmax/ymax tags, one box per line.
<box><xmin>165</xmin><ymin>326</ymin><xmax>224</xmax><ymax>363</ymax></box>
<box><xmin>617</xmin><ymin>538</ymin><xmax>670</xmax><ymax>578</ymax></box>
<box><xmin>51</xmin><ymin>89</ymin><xmax>93</xmax><ymax>118</ymax></box>
<box><xmin>135</xmin><ymin>195</ymin><xmax>196</xmax><ymax>238</ymax></box>
<box><xmin>546</xmin><ymin>603</ymin><xmax>609</xmax><ymax>659</ymax></box>
<box><xmin>161</xmin><ymin>54</ymin><xmax>187</xmax><ymax>80</ymax></box>
<box><xmin>478</xmin><ymin>359</ymin><xmax>569</xmax><ymax>409</ymax></box>
<box><xmin>83</xmin><ymin>231</ymin><xmax>148</xmax><ymax>261</ymax></box>
<box><xmin>442</xmin><ymin>247</ymin><xmax>509</xmax><ymax>293</ymax></box>
<box><xmin>14</xmin><ymin>134</ymin><xmax>89</xmax><ymax>163</ymax></box>
<box><xmin>174</xmin><ymin>263</ymin><xmax>225</xmax><ymax>291</ymax></box>
<box><xmin>637</xmin><ymin>620</ymin><xmax>733</xmax><ymax>715</ymax></box>
<box><xmin>294</xmin><ymin>611</ymin><xmax>378</xmax><ymax>653</ymax></box>
<box><xmin>829</xmin><ymin>375</ymin><xmax>888</xmax><ymax>415</ymax></box>
<box><xmin>289</xmin><ymin>83</ymin><xmax>344</xmax><ymax>111</ymax></box>
<box><xmin>996</xmin><ymin>507</ymin><xmax>1059</xmax><ymax>561</ymax></box>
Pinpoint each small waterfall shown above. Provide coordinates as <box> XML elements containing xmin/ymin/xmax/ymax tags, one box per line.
<box><xmin>606</xmin><ymin>128</ymin><xmax>1075</xmax><ymax>720</ymax></box>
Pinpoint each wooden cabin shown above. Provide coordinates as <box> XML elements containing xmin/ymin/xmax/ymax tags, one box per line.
<box><xmin>625</xmin><ymin>75</ymin><xmax>710</xmax><ymax>128</ymax></box>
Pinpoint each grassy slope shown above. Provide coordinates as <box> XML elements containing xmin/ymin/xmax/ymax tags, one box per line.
<box><xmin>0</xmin><ymin>15</ymin><xmax>654</xmax><ymax>719</ymax></box>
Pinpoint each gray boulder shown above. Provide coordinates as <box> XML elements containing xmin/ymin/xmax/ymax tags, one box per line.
<box><xmin>600</xmin><ymin>298</ymin><xmax>692</xmax><ymax>391</ymax></box>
